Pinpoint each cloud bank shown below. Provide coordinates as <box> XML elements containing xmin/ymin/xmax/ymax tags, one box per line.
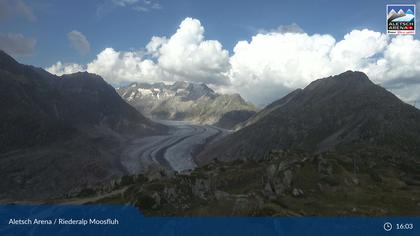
<box><xmin>48</xmin><ymin>18</ymin><xmax>230</xmax><ymax>85</ymax></box>
<box><xmin>47</xmin><ymin>18</ymin><xmax>420</xmax><ymax>106</ymax></box>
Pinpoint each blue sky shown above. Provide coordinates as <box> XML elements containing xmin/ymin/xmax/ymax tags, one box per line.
<box><xmin>1</xmin><ymin>0</ymin><xmax>419</xmax><ymax>107</ymax></box>
<box><xmin>1</xmin><ymin>0</ymin><xmax>417</xmax><ymax>67</ymax></box>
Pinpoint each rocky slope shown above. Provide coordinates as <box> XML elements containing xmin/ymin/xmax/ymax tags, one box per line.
<box><xmin>197</xmin><ymin>71</ymin><xmax>420</xmax><ymax>164</ymax></box>
<box><xmin>0</xmin><ymin>50</ymin><xmax>166</xmax><ymax>200</ymax></box>
<box><xmin>116</xmin><ymin>81</ymin><xmax>257</xmax><ymax>129</ymax></box>
<box><xmin>61</xmin><ymin>150</ymin><xmax>420</xmax><ymax>216</ymax></box>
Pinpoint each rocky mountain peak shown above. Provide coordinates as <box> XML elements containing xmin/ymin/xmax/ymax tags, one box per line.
<box><xmin>183</xmin><ymin>82</ymin><xmax>216</xmax><ymax>100</ymax></box>
<box><xmin>197</xmin><ymin>71</ymin><xmax>420</xmax><ymax>164</ymax></box>
<box><xmin>0</xmin><ymin>49</ymin><xmax>33</xmax><ymax>76</ymax></box>
<box><xmin>0</xmin><ymin>50</ymin><xmax>18</xmax><ymax>65</ymax></box>
<box><xmin>305</xmin><ymin>71</ymin><xmax>372</xmax><ymax>91</ymax></box>
<box><xmin>171</xmin><ymin>81</ymin><xmax>189</xmax><ymax>89</ymax></box>
<box><xmin>117</xmin><ymin>81</ymin><xmax>256</xmax><ymax>128</ymax></box>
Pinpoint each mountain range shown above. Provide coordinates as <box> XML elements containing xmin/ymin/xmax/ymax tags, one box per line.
<box><xmin>2</xmin><ymin>49</ymin><xmax>420</xmax><ymax>216</ymax></box>
<box><xmin>76</xmin><ymin>71</ymin><xmax>420</xmax><ymax>216</ymax></box>
<box><xmin>116</xmin><ymin>81</ymin><xmax>257</xmax><ymax>129</ymax></box>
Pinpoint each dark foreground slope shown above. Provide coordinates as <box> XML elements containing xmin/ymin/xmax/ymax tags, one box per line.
<box><xmin>197</xmin><ymin>71</ymin><xmax>420</xmax><ymax>164</ymax></box>
<box><xmin>0</xmin><ymin>51</ymin><xmax>165</xmax><ymax>200</ymax></box>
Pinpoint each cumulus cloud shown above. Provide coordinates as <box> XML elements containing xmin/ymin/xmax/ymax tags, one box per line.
<box><xmin>46</xmin><ymin>61</ymin><xmax>85</xmax><ymax>76</ymax></box>
<box><xmin>67</xmin><ymin>30</ymin><xmax>91</xmax><ymax>55</ymax></box>
<box><xmin>48</xmin><ymin>18</ymin><xmax>229</xmax><ymax>86</ymax></box>
<box><xmin>366</xmin><ymin>35</ymin><xmax>420</xmax><ymax>84</ymax></box>
<box><xmin>0</xmin><ymin>33</ymin><xmax>36</xmax><ymax>57</ymax></box>
<box><xmin>228</xmin><ymin>31</ymin><xmax>338</xmax><ymax>104</ymax></box>
<box><xmin>47</xmin><ymin>48</ymin><xmax>160</xmax><ymax>84</ymax></box>
<box><xmin>146</xmin><ymin>36</ymin><xmax>167</xmax><ymax>57</ymax></box>
<box><xmin>329</xmin><ymin>29</ymin><xmax>388</xmax><ymax>70</ymax></box>
<box><xmin>0</xmin><ymin>0</ymin><xmax>36</xmax><ymax>22</ymax></box>
<box><xmin>47</xmin><ymin>17</ymin><xmax>420</xmax><ymax>106</ymax></box>
<box><xmin>149</xmin><ymin>17</ymin><xmax>230</xmax><ymax>85</ymax></box>
<box><xmin>228</xmin><ymin>29</ymin><xmax>420</xmax><ymax>105</ymax></box>
<box><xmin>86</xmin><ymin>48</ymin><xmax>160</xmax><ymax>84</ymax></box>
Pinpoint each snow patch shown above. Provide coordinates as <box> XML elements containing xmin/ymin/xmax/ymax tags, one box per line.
<box><xmin>137</xmin><ymin>88</ymin><xmax>153</xmax><ymax>96</ymax></box>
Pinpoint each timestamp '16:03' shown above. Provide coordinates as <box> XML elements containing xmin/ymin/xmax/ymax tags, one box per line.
<box><xmin>396</xmin><ymin>223</ymin><xmax>414</xmax><ymax>230</ymax></box>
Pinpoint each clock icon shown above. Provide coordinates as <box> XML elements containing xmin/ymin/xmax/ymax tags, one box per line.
<box><xmin>384</xmin><ymin>222</ymin><xmax>393</xmax><ymax>231</ymax></box>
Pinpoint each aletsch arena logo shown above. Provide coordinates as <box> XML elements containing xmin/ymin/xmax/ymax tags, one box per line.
<box><xmin>387</xmin><ymin>4</ymin><xmax>416</xmax><ymax>34</ymax></box>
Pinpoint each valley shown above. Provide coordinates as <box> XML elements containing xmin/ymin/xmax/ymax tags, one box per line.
<box><xmin>48</xmin><ymin>70</ymin><xmax>420</xmax><ymax>216</ymax></box>
<box><xmin>121</xmin><ymin>120</ymin><xmax>229</xmax><ymax>173</ymax></box>
<box><xmin>1</xmin><ymin>50</ymin><xmax>420</xmax><ymax>216</ymax></box>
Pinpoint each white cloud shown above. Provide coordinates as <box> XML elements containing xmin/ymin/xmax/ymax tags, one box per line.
<box><xmin>48</xmin><ymin>17</ymin><xmax>229</xmax><ymax>86</ymax></box>
<box><xmin>368</xmin><ymin>35</ymin><xmax>420</xmax><ymax>83</ymax></box>
<box><xmin>330</xmin><ymin>29</ymin><xmax>388</xmax><ymax>70</ymax></box>
<box><xmin>150</xmin><ymin>17</ymin><xmax>230</xmax><ymax>85</ymax></box>
<box><xmin>390</xmin><ymin>85</ymin><xmax>420</xmax><ymax>107</ymax></box>
<box><xmin>47</xmin><ymin>18</ymin><xmax>420</xmax><ymax>106</ymax></box>
<box><xmin>0</xmin><ymin>33</ymin><xmax>36</xmax><ymax>57</ymax></box>
<box><xmin>86</xmin><ymin>47</ymin><xmax>161</xmax><ymax>84</ymax></box>
<box><xmin>363</xmin><ymin>35</ymin><xmax>420</xmax><ymax>105</ymax></box>
<box><xmin>46</xmin><ymin>61</ymin><xmax>85</xmax><ymax>76</ymax></box>
<box><xmin>67</xmin><ymin>30</ymin><xmax>91</xmax><ymax>55</ymax></box>
<box><xmin>228</xmin><ymin>29</ymin><xmax>420</xmax><ymax>105</ymax></box>
<box><xmin>228</xmin><ymin>31</ymin><xmax>337</xmax><ymax>104</ymax></box>
<box><xmin>145</xmin><ymin>36</ymin><xmax>167</xmax><ymax>57</ymax></box>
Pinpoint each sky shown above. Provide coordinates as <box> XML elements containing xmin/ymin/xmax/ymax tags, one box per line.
<box><xmin>0</xmin><ymin>0</ymin><xmax>419</xmax><ymax>107</ymax></box>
